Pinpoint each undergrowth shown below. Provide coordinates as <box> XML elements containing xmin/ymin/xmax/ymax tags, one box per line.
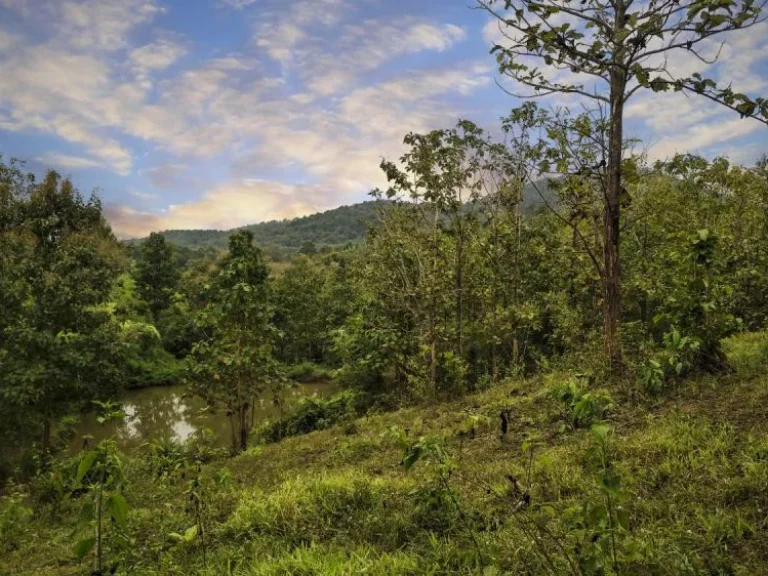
<box><xmin>3</xmin><ymin>334</ymin><xmax>768</xmax><ymax>575</ymax></box>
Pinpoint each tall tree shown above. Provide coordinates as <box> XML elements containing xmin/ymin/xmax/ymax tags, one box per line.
<box><xmin>480</xmin><ymin>0</ymin><xmax>768</xmax><ymax>369</ymax></box>
<box><xmin>188</xmin><ymin>230</ymin><xmax>281</xmax><ymax>453</ymax></box>
<box><xmin>0</xmin><ymin>168</ymin><xmax>126</xmax><ymax>453</ymax></box>
<box><xmin>135</xmin><ymin>232</ymin><xmax>179</xmax><ymax>319</ymax></box>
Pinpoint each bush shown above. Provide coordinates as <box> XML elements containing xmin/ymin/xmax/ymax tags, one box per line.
<box><xmin>285</xmin><ymin>362</ymin><xmax>336</xmax><ymax>383</ymax></box>
<box><xmin>551</xmin><ymin>376</ymin><xmax>612</xmax><ymax>430</ymax></box>
<box><xmin>255</xmin><ymin>390</ymin><xmax>365</xmax><ymax>443</ymax></box>
<box><xmin>637</xmin><ymin>329</ymin><xmax>703</xmax><ymax>396</ymax></box>
<box><xmin>125</xmin><ymin>346</ymin><xmax>185</xmax><ymax>389</ymax></box>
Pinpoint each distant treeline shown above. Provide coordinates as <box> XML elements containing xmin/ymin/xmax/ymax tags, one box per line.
<box><xmin>127</xmin><ymin>184</ymin><xmax>552</xmax><ymax>258</ymax></box>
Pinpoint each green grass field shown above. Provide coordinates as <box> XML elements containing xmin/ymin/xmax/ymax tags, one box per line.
<box><xmin>3</xmin><ymin>333</ymin><xmax>768</xmax><ymax>575</ymax></box>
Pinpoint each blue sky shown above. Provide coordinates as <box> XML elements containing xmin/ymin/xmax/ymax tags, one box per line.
<box><xmin>0</xmin><ymin>0</ymin><xmax>766</xmax><ymax>238</ymax></box>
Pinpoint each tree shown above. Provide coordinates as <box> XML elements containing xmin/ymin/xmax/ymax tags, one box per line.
<box><xmin>298</xmin><ymin>240</ymin><xmax>317</xmax><ymax>256</ymax></box>
<box><xmin>0</xmin><ymin>168</ymin><xmax>126</xmax><ymax>454</ymax></box>
<box><xmin>188</xmin><ymin>230</ymin><xmax>282</xmax><ymax>453</ymax></box>
<box><xmin>135</xmin><ymin>232</ymin><xmax>179</xmax><ymax>319</ymax></box>
<box><xmin>480</xmin><ymin>0</ymin><xmax>768</xmax><ymax>369</ymax></box>
<box><xmin>273</xmin><ymin>255</ymin><xmax>329</xmax><ymax>363</ymax></box>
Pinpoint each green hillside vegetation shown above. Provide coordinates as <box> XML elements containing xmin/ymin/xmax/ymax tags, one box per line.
<box><xmin>143</xmin><ymin>201</ymin><xmax>387</xmax><ymax>255</ymax></box>
<box><xmin>3</xmin><ymin>335</ymin><xmax>768</xmax><ymax>575</ymax></box>
<box><xmin>128</xmin><ymin>183</ymin><xmax>553</xmax><ymax>258</ymax></box>
<box><xmin>3</xmin><ymin>0</ymin><xmax>768</xmax><ymax>571</ymax></box>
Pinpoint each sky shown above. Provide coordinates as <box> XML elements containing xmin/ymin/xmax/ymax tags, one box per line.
<box><xmin>0</xmin><ymin>0</ymin><xmax>767</xmax><ymax>239</ymax></box>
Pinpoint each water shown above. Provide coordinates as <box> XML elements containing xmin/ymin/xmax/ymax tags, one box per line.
<box><xmin>69</xmin><ymin>381</ymin><xmax>339</xmax><ymax>453</ymax></box>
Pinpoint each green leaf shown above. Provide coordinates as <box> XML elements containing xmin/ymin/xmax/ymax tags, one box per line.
<box><xmin>591</xmin><ymin>423</ymin><xmax>610</xmax><ymax>442</ymax></box>
<box><xmin>78</xmin><ymin>502</ymin><xmax>95</xmax><ymax>525</ymax></box>
<box><xmin>587</xmin><ymin>503</ymin><xmax>608</xmax><ymax>526</ymax></box>
<box><xmin>617</xmin><ymin>507</ymin><xmax>630</xmax><ymax>530</ymax></box>
<box><xmin>76</xmin><ymin>451</ymin><xmax>98</xmax><ymax>483</ymax></box>
<box><xmin>184</xmin><ymin>524</ymin><xmax>199</xmax><ymax>541</ymax></box>
<box><xmin>402</xmin><ymin>445</ymin><xmax>422</xmax><ymax>472</ymax></box>
<box><xmin>74</xmin><ymin>537</ymin><xmax>95</xmax><ymax>559</ymax></box>
<box><xmin>106</xmin><ymin>493</ymin><xmax>129</xmax><ymax>527</ymax></box>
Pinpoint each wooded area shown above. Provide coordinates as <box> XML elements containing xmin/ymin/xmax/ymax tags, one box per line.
<box><xmin>2</xmin><ymin>0</ymin><xmax>768</xmax><ymax>573</ymax></box>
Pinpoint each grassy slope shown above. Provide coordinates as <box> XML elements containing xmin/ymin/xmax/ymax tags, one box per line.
<box><xmin>4</xmin><ymin>335</ymin><xmax>768</xmax><ymax>575</ymax></box>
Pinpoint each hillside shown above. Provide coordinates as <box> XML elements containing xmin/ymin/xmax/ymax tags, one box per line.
<box><xmin>132</xmin><ymin>183</ymin><xmax>553</xmax><ymax>253</ymax></box>
<box><xmin>145</xmin><ymin>201</ymin><xmax>386</xmax><ymax>252</ymax></box>
<box><xmin>5</xmin><ymin>332</ymin><xmax>768</xmax><ymax>575</ymax></box>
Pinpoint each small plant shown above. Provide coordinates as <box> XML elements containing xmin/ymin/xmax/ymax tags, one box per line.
<box><xmin>73</xmin><ymin>401</ymin><xmax>130</xmax><ymax>575</ymax></box>
<box><xmin>637</xmin><ymin>329</ymin><xmax>701</xmax><ymax>396</ymax></box>
<box><xmin>392</xmin><ymin>427</ymin><xmax>485</xmax><ymax>564</ymax></box>
<box><xmin>256</xmin><ymin>390</ymin><xmax>364</xmax><ymax>442</ymax></box>
<box><xmin>552</xmin><ymin>377</ymin><xmax>612</xmax><ymax>430</ymax></box>
<box><xmin>573</xmin><ymin>423</ymin><xmax>630</xmax><ymax>574</ymax></box>
<box><xmin>0</xmin><ymin>482</ymin><xmax>32</xmax><ymax>553</ymax></box>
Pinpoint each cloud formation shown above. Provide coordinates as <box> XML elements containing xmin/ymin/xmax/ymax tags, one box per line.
<box><xmin>1</xmin><ymin>0</ymin><xmax>765</xmax><ymax>238</ymax></box>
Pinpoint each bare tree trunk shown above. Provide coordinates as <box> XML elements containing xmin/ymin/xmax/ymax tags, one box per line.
<box><xmin>42</xmin><ymin>418</ymin><xmax>51</xmax><ymax>455</ymax></box>
<box><xmin>456</xmin><ymin>223</ymin><xmax>464</xmax><ymax>357</ymax></box>
<box><xmin>238</xmin><ymin>406</ymin><xmax>248</xmax><ymax>452</ymax></box>
<box><xmin>228</xmin><ymin>412</ymin><xmax>237</xmax><ymax>455</ymax></box>
<box><xmin>604</xmin><ymin>10</ymin><xmax>627</xmax><ymax>373</ymax></box>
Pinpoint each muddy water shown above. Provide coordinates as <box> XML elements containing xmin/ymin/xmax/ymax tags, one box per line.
<box><xmin>69</xmin><ymin>380</ymin><xmax>338</xmax><ymax>452</ymax></box>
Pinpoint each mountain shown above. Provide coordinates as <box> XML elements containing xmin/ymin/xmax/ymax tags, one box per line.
<box><xmin>128</xmin><ymin>182</ymin><xmax>554</xmax><ymax>255</ymax></box>
<box><xmin>134</xmin><ymin>201</ymin><xmax>387</xmax><ymax>254</ymax></box>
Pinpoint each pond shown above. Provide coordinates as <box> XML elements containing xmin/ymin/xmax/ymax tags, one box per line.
<box><xmin>69</xmin><ymin>380</ymin><xmax>339</xmax><ymax>453</ymax></box>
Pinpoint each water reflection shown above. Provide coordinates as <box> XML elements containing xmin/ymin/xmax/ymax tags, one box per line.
<box><xmin>70</xmin><ymin>381</ymin><xmax>338</xmax><ymax>453</ymax></box>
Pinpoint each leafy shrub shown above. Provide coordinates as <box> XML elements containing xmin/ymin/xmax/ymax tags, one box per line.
<box><xmin>285</xmin><ymin>362</ymin><xmax>336</xmax><ymax>383</ymax></box>
<box><xmin>255</xmin><ymin>390</ymin><xmax>364</xmax><ymax>443</ymax></box>
<box><xmin>551</xmin><ymin>376</ymin><xmax>612</xmax><ymax>430</ymax></box>
<box><xmin>637</xmin><ymin>329</ymin><xmax>701</xmax><ymax>395</ymax></box>
<box><xmin>125</xmin><ymin>346</ymin><xmax>185</xmax><ymax>389</ymax></box>
<box><xmin>142</xmin><ymin>429</ymin><xmax>226</xmax><ymax>478</ymax></box>
<box><xmin>0</xmin><ymin>484</ymin><xmax>32</xmax><ymax>553</ymax></box>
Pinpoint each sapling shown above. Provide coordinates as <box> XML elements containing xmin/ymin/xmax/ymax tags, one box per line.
<box><xmin>73</xmin><ymin>401</ymin><xmax>129</xmax><ymax>575</ymax></box>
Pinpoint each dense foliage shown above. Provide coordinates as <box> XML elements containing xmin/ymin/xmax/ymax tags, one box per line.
<box><xmin>2</xmin><ymin>0</ymin><xmax>768</xmax><ymax>569</ymax></box>
<box><xmin>144</xmin><ymin>201</ymin><xmax>387</xmax><ymax>256</ymax></box>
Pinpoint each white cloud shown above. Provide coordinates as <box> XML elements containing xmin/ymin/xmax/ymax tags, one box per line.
<box><xmin>128</xmin><ymin>39</ymin><xmax>187</xmax><ymax>79</ymax></box>
<box><xmin>220</xmin><ymin>0</ymin><xmax>258</xmax><ymax>8</ymax></box>
<box><xmin>129</xmin><ymin>189</ymin><xmax>159</xmax><ymax>200</ymax></box>
<box><xmin>57</xmin><ymin>0</ymin><xmax>163</xmax><ymax>51</ymax></box>
<box><xmin>106</xmin><ymin>180</ymin><xmax>321</xmax><ymax>237</ymax></box>
<box><xmin>648</xmin><ymin>114</ymin><xmax>763</xmax><ymax>161</ymax></box>
<box><xmin>296</xmin><ymin>18</ymin><xmax>469</xmax><ymax>95</ymax></box>
<box><xmin>36</xmin><ymin>153</ymin><xmax>103</xmax><ymax>170</ymax></box>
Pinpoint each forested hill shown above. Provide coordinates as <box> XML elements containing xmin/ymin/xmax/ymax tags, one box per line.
<box><xmin>130</xmin><ymin>183</ymin><xmax>552</xmax><ymax>253</ymax></box>
<box><xmin>145</xmin><ymin>200</ymin><xmax>386</xmax><ymax>253</ymax></box>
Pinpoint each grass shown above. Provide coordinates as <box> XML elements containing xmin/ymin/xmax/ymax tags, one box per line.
<box><xmin>3</xmin><ymin>334</ymin><xmax>768</xmax><ymax>575</ymax></box>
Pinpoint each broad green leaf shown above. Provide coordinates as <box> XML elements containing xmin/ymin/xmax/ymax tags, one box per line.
<box><xmin>76</xmin><ymin>451</ymin><xmax>98</xmax><ymax>483</ymax></box>
<box><xmin>184</xmin><ymin>524</ymin><xmax>199</xmax><ymax>541</ymax></box>
<box><xmin>106</xmin><ymin>493</ymin><xmax>128</xmax><ymax>527</ymax></box>
<box><xmin>617</xmin><ymin>507</ymin><xmax>630</xmax><ymax>530</ymax></box>
<box><xmin>78</xmin><ymin>502</ymin><xmax>95</xmax><ymax>525</ymax></box>
<box><xmin>402</xmin><ymin>446</ymin><xmax>422</xmax><ymax>472</ymax></box>
<box><xmin>74</xmin><ymin>537</ymin><xmax>95</xmax><ymax>559</ymax></box>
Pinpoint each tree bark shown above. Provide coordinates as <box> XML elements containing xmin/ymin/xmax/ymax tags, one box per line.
<box><xmin>455</xmin><ymin>224</ymin><xmax>464</xmax><ymax>357</ymax></box>
<box><xmin>603</xmin><ymin>3</ymin><xmax>627</xmax><ymax>372</ymax></box>
<box><xmin>239</xmin><ymin>405</ymin><xmax>248</xmax><ymax>452</ymax></box>
<box><xmin>42</xmin><ymin>418</ymin><xmax>51</xmax><ymax>455</ymax></box>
